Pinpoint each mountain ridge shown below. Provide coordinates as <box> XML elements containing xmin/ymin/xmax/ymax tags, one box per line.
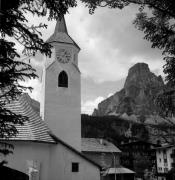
<box><xmin>93</xmin><ymin>62</ymin><xmax>165</xmax><ymax>124</ymax></box>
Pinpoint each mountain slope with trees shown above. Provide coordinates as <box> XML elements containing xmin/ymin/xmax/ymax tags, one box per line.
<box><xmin>81</xmin><ymin>114</ymin><xmax>175</xmax><ymax>145</ymax></box>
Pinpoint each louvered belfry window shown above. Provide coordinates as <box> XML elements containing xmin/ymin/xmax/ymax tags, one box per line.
<box><xmin>58</xmin><ymin>71</ymin><xmax>68</xmax><ymax>88</ymax></box>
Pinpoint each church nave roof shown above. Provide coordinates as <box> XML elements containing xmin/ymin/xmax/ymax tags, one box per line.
<box><xmin>3</xmin><ymin>93</ymin><xmax>56</xmax><ymax>144</ymax></box>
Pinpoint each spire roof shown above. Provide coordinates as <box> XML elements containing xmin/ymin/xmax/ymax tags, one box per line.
<box><xmin>46</xmin><ymin>16</ymin><xmax>80</xmax><ymax>50</ymax></box>
<box><xmin>54</xmin><ymin>16</ymin><xmax>68</xmax><ymax>34</ymax></box>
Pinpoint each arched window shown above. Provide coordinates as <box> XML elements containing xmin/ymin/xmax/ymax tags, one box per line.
<box><xmin>58</xmin><ymin>71</ymin><xmax>68</xmax><ymax>88</ymax></box>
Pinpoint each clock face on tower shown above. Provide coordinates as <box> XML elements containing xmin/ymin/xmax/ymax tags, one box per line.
<box><xmin>56</xmin><ymin>49</ymin><xmax>71</xmax><ymax>63</ymax></box>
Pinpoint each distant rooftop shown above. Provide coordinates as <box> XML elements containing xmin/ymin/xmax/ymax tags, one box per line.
<box><xmin>154</xmin><ymin>144</ymin><xmax>175</xmax><ymax>150</ymax></box>
<box><xmin>81</xmin><ymin>138</ymin><xmax>121</xmax><ymax>153</ymax></box>
<box><xmin>103</xmin><ymin>167</ymin><xmax>135</xmax><ymax>175</ymax></box>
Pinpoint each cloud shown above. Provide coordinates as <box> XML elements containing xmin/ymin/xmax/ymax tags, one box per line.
<box><xmin>81</xmin><ymin>96</ymin><xmax>104</xmax><ymax>115</ymax></box>
<box><xmin>64</xmin><ymin>3</ymin><xmax>164</xmax><ymax>83</ymax></box>
<box><xmin>20</xmin><ymin>79</ymin><xmax>42</xmax><ymax>102</ymax></box>
<box><xmin>107</xmin><ymin>93</ymin><xmax>113</xmax><ymax>98</ymax></box>
<box><xmin>28</xmin><ymin>79</ymin><xmax>42</xmax><ymax>101</ymax></box>
<box><xmin>21</xmin><ymin>2</ymin><xmax>164</xmax><ymax>84</ymax></box>
<box><xmin>18</xmin><ymin>2</ymin><xmax>165</xmax><ymax>107</ymax></box>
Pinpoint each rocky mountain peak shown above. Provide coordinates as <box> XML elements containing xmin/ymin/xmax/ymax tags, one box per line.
<box><xmin>93</xmin><ymin>62</ymin><xmax>164</xmax><ymax>124</ymax></box>
<box><xmin>124</xmin><ymin>62</ymin><xmax>163</xmax><ymax>89</ymax></box>
<box><xmin>128</xmin><ymin>63</ymin><xmax>150</xmax><ymax>76</ymax></box>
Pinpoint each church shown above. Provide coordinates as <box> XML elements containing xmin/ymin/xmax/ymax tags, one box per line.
<box><xmin>1</xmin><ymin>17</ymin><xmax>101</xmax><ymax>180</ymax></box>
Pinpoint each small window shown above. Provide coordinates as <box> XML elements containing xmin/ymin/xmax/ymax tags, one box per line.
<box><xmin>72</xmin><ymin>162</ymin><xmax>79</xmax><ymax>172</ymax></box>
<box><xmin>58</xmin><ymin>71</ymin><xmax>68</xmax><ymax>88</ymax></box>
<box><xmin>164</xmin><ymin>168</ymin><xmax>168</xmax><ymax>173</ymax></box>
<box><xmin>158</xmin><ymin>167</ymin><xmax>162</xmax><ymax>171</ymax></box>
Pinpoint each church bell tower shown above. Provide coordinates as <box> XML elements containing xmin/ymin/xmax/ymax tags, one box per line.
<box><xmin>40</xmin><ymin>16</ymin><xmax>81</xmax><ymax>151</ymax></box>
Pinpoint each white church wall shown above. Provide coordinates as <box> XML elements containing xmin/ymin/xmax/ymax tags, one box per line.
<box><xmin>4</xmin><ymin>141</ymin><xmax>52</xmax><ymax>180</ymax></box>
<box><xmin>49</xmin><ymin>142</ymin><xmax>100</xmax><ymax>180</ymax></box>
<box><xmin>4</xmin><ymin>141</ymin><xmax>100</xmax><ymax>180</ymax></box>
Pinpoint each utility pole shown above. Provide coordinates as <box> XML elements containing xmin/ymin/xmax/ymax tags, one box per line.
<box><xmin>111</xmin><ymin>151</ymin><xmax>117</xmax><ymax>180</ymax></box>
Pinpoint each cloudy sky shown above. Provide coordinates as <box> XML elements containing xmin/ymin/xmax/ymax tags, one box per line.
<box><xmin>22</xmin><ymin>1</ymin><xmax>165</xmax><ymax>114</ymax></box>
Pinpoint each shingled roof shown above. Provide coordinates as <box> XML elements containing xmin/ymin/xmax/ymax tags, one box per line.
<box><xmin>3</xmin><ymin>93</ymin><xmax>56</xmax><ymax>144</ymax></box>
<box><xmin>104</xmin><ymin>167</ymin><xmax>135</xmax><ymax>175</ymax></box>
<box><xmin>81</xmin><ymin>138</ymin><xmax>121</xmax><ymax>153</ymax></box>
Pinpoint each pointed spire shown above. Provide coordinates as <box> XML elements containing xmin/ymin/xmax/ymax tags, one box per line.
<box><xmin>54</xmin><ymin>16</ymin><xmax>68</xmax><ymax>34</ymax></box>
<box><xmin>46</xmin><ymin>16</ymin><xmax>80</xmax><ymax>50</ymax></box>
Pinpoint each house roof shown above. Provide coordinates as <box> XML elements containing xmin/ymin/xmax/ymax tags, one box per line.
<box><xmin>154</xmin><ymin>144</ymin><xmax>175</xmax><ymax>150</ymax></box>
<box><xmin>3</xmin><ymin>93</ymin><xmax>56</xmax><ymax>144</ymax></box>
<box><xmin>81</xmin><ymin>138</ymin><xmax>121</xmax><ymax>153</ymax></box>
<box><xmin>103</xmin><ymin>167</ymin><xmax>135</xmax><ymax>175</ymax></box>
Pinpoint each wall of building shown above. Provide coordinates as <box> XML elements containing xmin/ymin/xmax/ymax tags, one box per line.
<box><xmin>3</xmin><ymin>141</ymin><xmax>100</xmax><ymax>180</ymax></box>
<box><xmin>83</xmin><ymin>152</ymin><xmax>120</xmax><ymax>168</ymax></box>
<box><xmin>156</xmin><ymin>147</ymin><xmax>174</xmax><ymax>174</ymax></box>
<box><xmin>4</xmin><ymin>141</ymin><xmax>51</xmax><ymax>180</ymax></box>
<box><xmin>49</xmin><ymin>143</ymin><xmax>100</xmax><ymax>180</ymax></box>
<box><xmin>167</xmin><ymin>148</ymin><xmax>174</xmax><ymax>170</ymax></box>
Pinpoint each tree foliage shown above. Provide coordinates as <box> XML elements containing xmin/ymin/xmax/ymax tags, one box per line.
<box><xmin>0</xmin><ymin>0</ymin><xmax>77</xmax><ymax>165</ymax></box>
<box><xmin>81</xmin><ymin>114</ymin><xmax>150</xmax><ymax>144</ymax></box>
<box><xmin>0</xmin><ymin>0</ymin><xmax>77</xmax><ymax>56</ymax></box>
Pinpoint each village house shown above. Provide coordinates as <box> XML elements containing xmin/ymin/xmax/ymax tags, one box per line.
<box><xmin>82</xmin><ymin>138</ymin><xmax>135</xmax><ymax>180</ymax></box>
<box><xmin>155</xmin><ymin>144</ymin><xmax>175</xmax><ymax>180</ymax></box>
<box><xmin>0</xmin><ymin>16</ymin><xmax>101</xmax><ymax>180</ymax></box>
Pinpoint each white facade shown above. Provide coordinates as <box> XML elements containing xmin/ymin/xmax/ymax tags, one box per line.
<box><xmin>156</xmin><ymin>145</ymin><xmax>175</xmax><ymax>180</ymax></box>
<box><xmin>5</xmin><ymin>141</ymin><xmax>100</xmax><ymax>180</ymax></box>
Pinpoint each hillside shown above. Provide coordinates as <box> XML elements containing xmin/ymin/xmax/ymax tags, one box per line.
<box><xmin>81</xmin><ymin>114</ymin><xmax>175</xmax><ymax>145</ymax></box>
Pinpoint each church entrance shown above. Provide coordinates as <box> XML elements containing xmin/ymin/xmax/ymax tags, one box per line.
<box><xmin>0</xmin><ymin>166</ymin><xmax>29</xmax><ymax>180</ymax></box>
